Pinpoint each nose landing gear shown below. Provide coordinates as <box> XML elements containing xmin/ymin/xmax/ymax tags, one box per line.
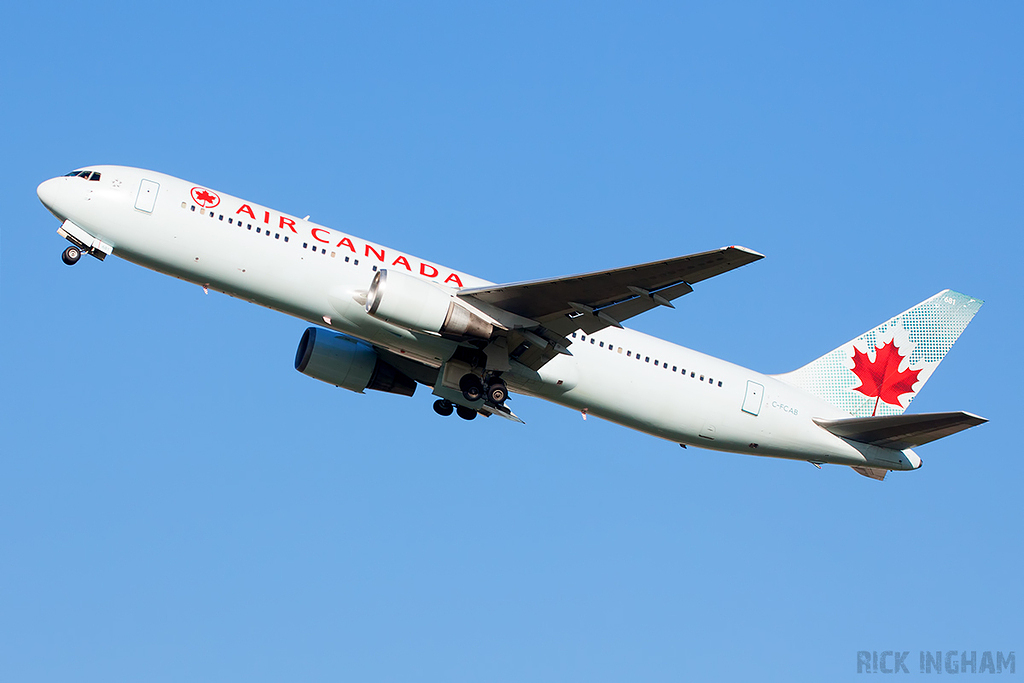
<box><xmin>62</xmin><ymin>245</ymin><xmax>82</xmax><ymax>265</ymax></box>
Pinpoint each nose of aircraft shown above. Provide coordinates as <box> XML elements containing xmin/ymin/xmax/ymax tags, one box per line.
<box><xmin>37</xmin><ymin>177</ymin><xmax>65</xmax><ymax>221</ymax></box>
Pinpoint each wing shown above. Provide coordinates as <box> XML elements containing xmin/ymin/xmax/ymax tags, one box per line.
<box><xmin>459</xmin><ymin>245</ymin><xmax>762</xmax><ymax>334</ymax></box>
<box><xmin>457</xmin><ymin>245</ymin><xmax>763</xmax><ymax>370</ymax></box>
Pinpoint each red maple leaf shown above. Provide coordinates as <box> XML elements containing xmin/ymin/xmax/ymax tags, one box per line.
<box><xmin>195</xmin><ymin>190</ymin><xmax>216</xmax><ymax>204</ymax></box>
<box><xmin>850</xmin><ymin>339</ymin><xmax>922</xmax><ymax>415</ymax></box>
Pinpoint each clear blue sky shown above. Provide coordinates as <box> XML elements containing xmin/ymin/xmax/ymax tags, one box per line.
<box><xmin>2</xmin><ymin>2</ymin><xmax>1021</xmax><ymax>681</ymax></box>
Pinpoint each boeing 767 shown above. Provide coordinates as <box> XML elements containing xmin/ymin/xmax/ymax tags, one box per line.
<box><xmin>37</xmin><ymin>166</ymin><xmax>986</xmax><ymax>480</ymax></box>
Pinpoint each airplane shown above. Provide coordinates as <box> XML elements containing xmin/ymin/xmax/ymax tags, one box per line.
<box><xmin>37</xmin><ymin>166</ymin><xmax>986</xmax><ymax>480</ymax></box>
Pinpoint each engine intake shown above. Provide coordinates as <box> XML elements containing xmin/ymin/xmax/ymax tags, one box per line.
<box><xmin>294</xmin><ymin>327</ymin><xmax>416</xmax><ymax>396</ymax></box>
<box><xmin>365</xmin><ymin>269</ymin><xmax>494</xmax><ymax>340</ymax></box>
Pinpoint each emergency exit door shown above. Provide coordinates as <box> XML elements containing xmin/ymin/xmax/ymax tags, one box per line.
<box><xmin>741</xmin><ymin>380</ymin><xmax>764</xmax><ymax>416</ymax></box>
<box><xmin>135</xmin><ymin>179</ymin><xmax>159</xmax><ymax>213</ymax></box>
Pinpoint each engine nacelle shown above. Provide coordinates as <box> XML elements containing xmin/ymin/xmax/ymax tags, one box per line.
<box><xmin>294</xmin><ymin>327</ymin><xmax>416</xmax><ymax>396</ymax></box>
<box><xmin>365</xmin><ymin>269</ymin><xmax>494</xmax><ymax>340</ymax></box>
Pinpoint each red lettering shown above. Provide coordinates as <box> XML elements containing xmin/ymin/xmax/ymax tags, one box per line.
<box><xmin>444</xmin><ymin>273</ymin><xmax>464</xmax><ymax>287</ymax></box>
<box><xmin>279</xmin><ymin>216</ymin><xmax>297</xmax><ymax>233</ymax></box>
<box><xmin>263</xmin><ymin>210</ymin><xmax>270</xmax><ymax>224</ymax></box>
<box><xmin>236</xmin><ymin>204</ymin><xmax>256</xmax><ymax>219</ymax></box>
<box><xmin>311</xmin><ymin>228</ymin><xmax>330</xmax><ymax>244</ymax></box>
<box><xmin>420</xmin><ymin>263</ymin><xmax>438</xmax><ymax>278</ymax></box>
<box><xmin>336</xmin><ymin>237</ymin><xmax>356</xmax><ymax>252</ymax></box>
<box><xmin>365</xmin><ymin>244</ymin><xmax>385</xmax><ymax>262</ymax></box>
<box><xmin>392</xmin><ymin>255</ymin><xmax>411</xmax><ymax>271</ymax></box>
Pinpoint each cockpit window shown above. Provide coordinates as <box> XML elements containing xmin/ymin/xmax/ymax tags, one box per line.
<box><xmin>63</xmin><ymin>170</ymin><xmax>101</xmax><ymax>181</ymax></box>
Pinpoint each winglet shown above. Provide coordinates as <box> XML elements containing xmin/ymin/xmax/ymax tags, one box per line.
<box><xmin>727</xmin><ymin>245</ymin><xmax>765</xmax><ymax>260</ymax></box>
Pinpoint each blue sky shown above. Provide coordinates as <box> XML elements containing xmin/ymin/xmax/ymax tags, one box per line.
<box><xmin>2</xmin><ymin>2</ymin><xmax>1021</xmax><ymax>681</ymax></box>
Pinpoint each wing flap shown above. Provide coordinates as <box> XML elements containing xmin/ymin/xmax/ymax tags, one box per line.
<box><xmin>815</xmin><ymin>411</ymin><xmax>987</xmax><ymax>450</ymax></box>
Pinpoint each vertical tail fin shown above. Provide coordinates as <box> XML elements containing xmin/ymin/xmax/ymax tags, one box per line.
<box><xmin>775</xmin><ymin>290</ymin><xmax>982</xmax><ymax>417</ymax></box>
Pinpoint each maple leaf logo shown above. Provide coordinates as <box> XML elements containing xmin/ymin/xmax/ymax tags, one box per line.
<box><xmin>191</xmin><ymin>187</ymin><xmax>220</xmax><ymax>208</ymax></box>
<box><xmin>850</xmin><ymin>339</ymin><xmax>922</xmax><ymax>415</ymax></box>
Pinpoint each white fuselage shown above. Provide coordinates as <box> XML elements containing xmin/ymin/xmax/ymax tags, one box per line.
<box><xmin>37</xmin><ymin>166</ymin><xmax>921</xmax><ymax>472</ymax></box>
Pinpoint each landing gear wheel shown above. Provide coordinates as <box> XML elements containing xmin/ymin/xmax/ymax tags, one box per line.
<box><xmin>487</xmin><ymin>379</ymin><xmax>508</xmax><ymax>405</ymax></box>
<box><xmin>459</xmin><ymin>373</ymin><xmax>483</xmax><ymax>402</ymax></box>
<box><xmin>456</xmin><ymin>405</ymin><xmax>477</xmax><ymax>421</ymax></box>
<box><xmin>432</xmin><ymin>399</ymin><xmax>454</xmax><ymax>417</ymax></box>
<box><xmin>62</xmin><ymin>246</ymin><xmax>82</xmax><ymax>265</ymax></box>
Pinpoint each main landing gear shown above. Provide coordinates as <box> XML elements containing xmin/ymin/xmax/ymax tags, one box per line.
<box><xmin>459</xmin><ymin>373</ymin><xmax>507</xmax><ymax>405</ymax></box>
<box><xmin>433</xmin><ymin>373</ymin><xmax>509</xmax><ymax>422</ymax></box>
<box><xmin>62</xmin><ymin>245</ymin><xmax>82</xmax><ymax>265</ymax></box>
<box><xmin>432</xmin><ymin>399</ymin><xmax>477</xmax><ymax>421</ymax></box>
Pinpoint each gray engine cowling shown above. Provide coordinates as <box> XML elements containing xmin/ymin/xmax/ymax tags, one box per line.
<box><xmin>365</xmin><ymin>269</ymin><xmax>495</xmax><ymax>340</ymax></box>
<box><xmin>294</xmin><ymin>327</ymin><xmax>416</xmax><ymax>396</ymax></box>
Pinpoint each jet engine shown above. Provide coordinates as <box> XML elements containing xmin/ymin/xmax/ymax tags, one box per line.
<box><xmin>294</xmin><ymin>327</ymin><xmax>416</xmax><ymax>396</ymax></box>
<box><xmin>365</xmin><ymin>269</ymin><xmax>495</xmax><ymax>340</ymax></box>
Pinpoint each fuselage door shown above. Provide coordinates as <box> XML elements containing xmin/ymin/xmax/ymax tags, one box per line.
<box><xmin>742</xmin><ymin>380</ymin><xmax>764</xmax><ymax>416</ymax></box>
<box><xmin>135</xmin><ymin>179</ymin><xmax>160</xmax><ymax>213</ymax></box>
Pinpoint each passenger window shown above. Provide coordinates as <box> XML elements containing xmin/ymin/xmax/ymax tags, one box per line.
<box><xmin>599</xmin><ymin>341</ymin><xmax>604</xmax><ymax>348</ymax></box>
<box><xmin>645</xmin><ymin>357</ymin><xmax>650</xmax><ymax>362</ymax></box>
<box><xmin>627</xmin><ymin>351</ymin><xmax>631</xmax><ymax>357</ymax></box>
<box><xmin>284</xmin><ymin>236</ymin><xmax>289</xmax><ymax>242</ymax></box>
<box><xmin>672</xmin><ymin>366</ymin><xmax>677</xmax><ymax>372</ymax></box>
<box><xmin>691</xmin><ymin>372</ymin><xmax>695</xmax><ymax>378</ymax></box>
<box><xmin>718</xmin><ymin>381</ymin><xmax>722</xmax><ymax>387</ymax></box>
<box><xmin>257</xmin><ymin>227</ymin><xmax>261</xmax><ymax>233</ymax></box>
<box><xmin>700</xmin><ymin>375</ymin><xmax>704</xmax><ymax>381</ymax></box>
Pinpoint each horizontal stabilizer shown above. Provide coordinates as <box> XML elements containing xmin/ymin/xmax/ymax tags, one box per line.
<box><xmin>815</xmin><ymin>411</ymin><xmax>987</xmax><ymax>450</ymax></box>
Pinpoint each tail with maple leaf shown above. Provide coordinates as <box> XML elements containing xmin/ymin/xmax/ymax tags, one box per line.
<box><xmin>775</xmin><ymin>290</ymin><xmax>983</xmax><ymax>418</ymax></box>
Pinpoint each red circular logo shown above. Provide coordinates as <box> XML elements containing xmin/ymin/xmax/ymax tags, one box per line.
<box><xmin>191</xmin><ymin>187</ymin><xmax>220</xmax><ymax>208</ymax></box>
